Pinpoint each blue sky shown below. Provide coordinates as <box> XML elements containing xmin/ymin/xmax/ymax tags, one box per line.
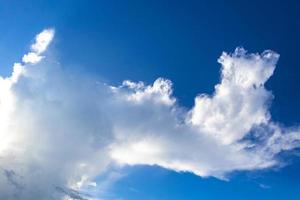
<box><xmin>1</xmin><ymin>1</ymin><xmax>300</xmax><ymax>199</ymax></box>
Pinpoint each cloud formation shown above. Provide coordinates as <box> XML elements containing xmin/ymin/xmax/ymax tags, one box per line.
<box><xmin>22</xmin><ymin>29</ymin><xmax>55</xmax><ymax>64</ymax></box>
<box><xmin>0</xmin><ymin>29</ymin><xmax>300</xmax><ymax>199</ymax></box>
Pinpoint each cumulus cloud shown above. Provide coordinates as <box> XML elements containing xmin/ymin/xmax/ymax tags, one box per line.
<box><xmin>22</xmin><ymin>29</ymin><xmax>54</xmax><ymax>64</ymax></box>
<box><xmin>0</xmin><ymin>29</ymin><xmax>300</xmax><ymax>199</ymax></box>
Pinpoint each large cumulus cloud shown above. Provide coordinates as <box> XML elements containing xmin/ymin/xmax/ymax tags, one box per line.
<box><xmin>0</xmin><ymin>29</ymin><xmax>300</xmax><ymax>199</ymax></box>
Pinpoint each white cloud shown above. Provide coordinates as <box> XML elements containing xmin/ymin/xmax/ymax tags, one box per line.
<box><xmin>0</xmin><ymin>29</ymin><xmax>300</xmax><ymax>199</ymax></box>
<box><xmin>22</xmin><ymin>28</ymin><xmax>54</xmax><ymax>64</ymax></box>
<box><xmin>31</xmin><ymin>28</ymin><xmax>55</xmax><ymax>54</ymax></box>
<box><xmin>188</xmin><ymin>49</ymin><xmax>278</xmax><ymax>145</ymax></box>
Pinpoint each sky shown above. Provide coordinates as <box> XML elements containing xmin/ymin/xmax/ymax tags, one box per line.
<box><xmin>0</xmin><ymin>0</ymin><xmax>300</xmax><ymax>199</ymax></box>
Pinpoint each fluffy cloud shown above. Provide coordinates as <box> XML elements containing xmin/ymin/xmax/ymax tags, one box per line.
<box><xmin>22</xmin><ymin>29</ymin><xmax>55</xmax><ymax>64</ymax></box>
<box><xmin>0</xmin><ymin>29</ymin><xmax>300</xmax><ymax>199</ymax></box>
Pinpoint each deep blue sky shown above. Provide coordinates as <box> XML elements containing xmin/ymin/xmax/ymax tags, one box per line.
<box><xmin>1</xmin><ymin>0</ymin><xmax>300</xmax><ymax>199</ymax></box>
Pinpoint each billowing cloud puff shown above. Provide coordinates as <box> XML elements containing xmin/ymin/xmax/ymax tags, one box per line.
<box><xmin>0</xmin><ymin>29</ymin><xmax>300</xmax><ymax>199</ymax></box>
<box><xmin>22</xmin><ymin>29</ymin><xmax>55</xmax><ymax>64</ymax></box>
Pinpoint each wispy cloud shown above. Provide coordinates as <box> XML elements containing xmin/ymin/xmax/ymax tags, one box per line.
<box><xmin>0</xmin><ymin>29</ymin><xmax>300</xmax><ymax>199</ymax></box>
